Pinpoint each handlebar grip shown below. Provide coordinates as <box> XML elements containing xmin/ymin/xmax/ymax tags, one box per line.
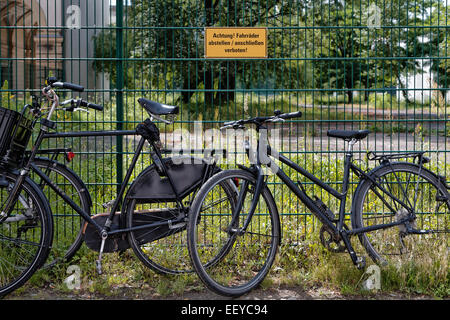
<box><xmin>279</xmin><ymin>111</ymin><xmax>302</xmax><ymax>120</ymax></box>
<box><xmin>62</xmin><ymin>82</ymin><xmax>84</xmax><ymax>92</ymax></box>
<box><xmin>79</xmin><ymin>100</ymin><xmax>103</xmax><ymax>111</ymax></box>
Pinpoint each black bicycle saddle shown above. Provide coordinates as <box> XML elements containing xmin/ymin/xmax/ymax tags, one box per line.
<box><xmin>138</xmin><ymin>98</ymin><xmax>179</xmax><ymax>116</ymax></box>
<box><xmin>327</xmin><ymin>129</ymin><xmax>370</xmax><ymax>141</ymax></box>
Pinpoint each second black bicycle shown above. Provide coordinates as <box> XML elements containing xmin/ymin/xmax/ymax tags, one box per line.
<box><xmin>186</xmin><ymin>110</ymin><xmax>450</xmax><ymax>297</ymax></box>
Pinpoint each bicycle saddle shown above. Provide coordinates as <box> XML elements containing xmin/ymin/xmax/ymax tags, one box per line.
<box><xmin>138</xmin><ymin>98</ymin><xmax>179</xmax><ymax>115</ymax></box>
<box><xmin>327</xmin><ymin>129</ymin><xmax>370</xmax><ymax>141</ymax></box>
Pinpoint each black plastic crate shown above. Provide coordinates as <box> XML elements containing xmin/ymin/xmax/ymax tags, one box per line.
<box><xmin>0</xmin><ymin>106</ymin><xmax>33</xmax><ymax>167</ymax></box>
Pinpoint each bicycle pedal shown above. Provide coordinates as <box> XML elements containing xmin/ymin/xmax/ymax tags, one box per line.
<box><xmin>356</xmin><ymin>256</ymin><xmax>366</xmax><ymax>270</ymax></box>
<box><xmin>102</xmin><ymin>199</ymin><xmax>115</xmax><ymax>209</ymax></box>
<box><xmin>95</xmin><ymin>259</ymin><xmax>102</xmax><ymax>275</ymax></box>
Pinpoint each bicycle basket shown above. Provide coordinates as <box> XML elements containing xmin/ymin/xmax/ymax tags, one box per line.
<box><xmin>0</xmin><ymin>106</ymin><xmax>33</xmax><ymax>167</ymax></box>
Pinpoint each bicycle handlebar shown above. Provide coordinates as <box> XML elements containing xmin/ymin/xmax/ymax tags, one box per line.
<box><xmin>59</xmin><ymin>82</ymin><xmax>84</xmax><ymax>92</ymax></box>
<box><xmin>78</xmin><ymin>99</ymin><xmax>103</xmax><ymax>111</ymax></box>
<box><xmin>46</xmin><ymin>78</ymin><xmax>84</xmax><ymax>92</ymax></box>
<box><xmin>221</xmin><ymin>110</ymin><xmax>302</xmax><ymax>130</ymax></box>
<box><xmin>278</xmin><ymin>111</ymin><xmax>303</xmax><ymax>120</ymax></box>
<box><xmin>60</xmin><ymin>98</ymin><xmax>104</xmax><ymax>112</ymax></box>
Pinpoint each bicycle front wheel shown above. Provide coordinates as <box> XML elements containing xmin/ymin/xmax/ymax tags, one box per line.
<box><xmin>187</xmin><ymin>169</ymin><xmax>280</xmax><ymax>297</ymax></box>
<box><xmin>352</xmin><ymin>162</ymin><xmax>449</xmax><ymax>266</ymax></box>
<box><xmin>0</xmin><ymin>171</ymin><xmax>53</xmax><ymax>297</ymax></box>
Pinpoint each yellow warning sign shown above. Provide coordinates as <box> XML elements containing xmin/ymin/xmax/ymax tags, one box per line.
<box><xmin>205</xmin><ymin>27</ymin><xmax>268</xmax><ymax>59</ymax></box>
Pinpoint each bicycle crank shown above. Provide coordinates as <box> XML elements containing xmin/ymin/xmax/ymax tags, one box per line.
<box><xmin>319</xmin><ymin>225</ymin><xmax>346</xmax><ymax>253</ymax></box>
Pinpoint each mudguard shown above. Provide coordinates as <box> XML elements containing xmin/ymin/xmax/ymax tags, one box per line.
<box><xmin>126</xmin><ymin>156</ymin><xmax>213</xmax><ymax>203</ymax></box>
<box><xmin>350</xmin><ymin>161</ymin><xmax>449</xmax><ymax>227</ymax></box>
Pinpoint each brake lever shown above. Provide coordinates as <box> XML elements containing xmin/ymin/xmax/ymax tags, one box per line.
<box><xmin>73</xmin><ymin>108</ymin><xmax>90</xmax><ymax>113</ymax></box>
<box><xmin>267</xmin><ymin>116</ymin><xmax>285</xmax><ymax>123</ymax></box>
<box><xmin>220</xmin><ymin>124</ymin><xmax>233</xmax><ymax>130</ymax></box>
<box><xmin>60</xmin><ymin>99</ymin><xmax>73</xmax><ymax>106</ymax></box>
<box><xmin>220</xmin><ymin>124</ymin><xmax>245</xmax><ymax>130</ymax></box>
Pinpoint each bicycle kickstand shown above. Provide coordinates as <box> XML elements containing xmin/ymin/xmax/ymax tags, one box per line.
<box><xmin>340</xmin><ymin>231</ymin><xmax>366</xmax><ymax>269</ymax></box>
<box><xmin>95</xmin><ymin>231</ymin><xmax>108</xmax><ymax>275</ymax></box>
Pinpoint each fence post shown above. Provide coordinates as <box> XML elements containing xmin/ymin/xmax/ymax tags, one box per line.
<box><xmin>115</xmin><ymin>0</ymin><xmax>124</xmax><ymax>194</ymax></box>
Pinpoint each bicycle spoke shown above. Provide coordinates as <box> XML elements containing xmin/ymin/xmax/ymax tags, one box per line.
<box><xmin>354</xmin><ymin>163</ymin><xmax>449</xmax><ymax>267</ymax></box>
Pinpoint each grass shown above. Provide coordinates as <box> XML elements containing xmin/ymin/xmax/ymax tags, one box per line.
<box><xmin>9</xmin><ymin>230</ymin><xmax>448</xmax><ymax>299</ymax></box>
<box><xmin>5</xmin><ymin>150</ymin><xmax>448</xmax><ymax>300</ymax></box>
<box><xmin>2</xmin><ymin>93</ymin><xmax>449</xmax><ymax>299</ymax></box>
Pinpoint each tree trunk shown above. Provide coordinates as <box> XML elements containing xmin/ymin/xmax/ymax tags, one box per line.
<box><xmin>204</xmin><ymin>68</ymin><xmax>215</xmax><ymax>105</ymax></box>
<box><xmin>396</xmin><ymin>74</ymin><xmax>412</xmax><ymax>104</ymax></box>
<box><xmin>181</xmin><ymin>77</ymin><xmax>197</xmax><ymax>104</ymax></box>
<box><xmin>214</xmin><ymin>62</ymin><xmax>236</xmax><ymax>104</ymax></box>
<box><xmin>347</xmin><ymin>90</ymin><xmax>353</xmax><ymax>103</ymax></box>
<box><xmin>364</xmin><ymin>90</ymin><xmax>369</xmax><ymax>102</ymax></box>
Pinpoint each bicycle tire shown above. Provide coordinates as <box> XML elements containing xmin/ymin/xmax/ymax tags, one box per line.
<box><xmin>352</xmin><ymin>162</ymin><xmax>449</xmax><ymax>266</ymax></box>
<box><xmin>187</xmin><ymin>169</ymin><xmax>280</xmax><ymax>297</ymax></box>
<box><xmin>31</xmin><ymin>158</ymin><xmax>91</xmax><ymax>267</ymax></box>
<box><xmin>125</xmin><ymin>176</ymin><xmax>236</xmax><ymax>275</ymax></box>
<box><xmin>0</xmin><ymin>171</ymin><xmax>53</xmax><ymax>297</ymax></box>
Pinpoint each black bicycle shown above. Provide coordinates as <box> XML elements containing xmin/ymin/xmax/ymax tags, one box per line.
<box><xmin>186</xmin><ymin>110</ymin><xmax>450</xmax><ymax>297</ymax></box>
<box><xmin>0</xmin><ymin>78</ymin><xmax>232</xmax><ymax>296</ymax></box>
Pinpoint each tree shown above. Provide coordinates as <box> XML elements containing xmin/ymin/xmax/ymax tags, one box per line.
<box><xmin>305</xmin><ymin>0</ymin><xmax>439</xmax><ymax>103</ymax></box>
<box><xmin>428</xmin><ymin>1</ymin><xmax>450</xmax><ymax>99</ymax></box>
<box><xmin>93</xmin><ymin>0</ymin><xmax>305</xmax><ymax>105</ymax></box>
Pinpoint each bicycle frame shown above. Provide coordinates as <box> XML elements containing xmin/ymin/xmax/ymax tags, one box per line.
<box><xmin>26</xmin><ymin>128</ymin><xmax>220</xmax><ymax>237</ymax></box>
<box><xmin>28</xmin><ymin>131</ymin><xmax>190</xmax><ymax>237</ymax></box>
<box><xmin>0</xmin><ymin>93</ymin><xmax>210</xmax><ymax>237</ymax></box>
<box><xmin>238</xmin><ymin>135</ymin><xmax>423</xmax><ymax>266</ymax></box>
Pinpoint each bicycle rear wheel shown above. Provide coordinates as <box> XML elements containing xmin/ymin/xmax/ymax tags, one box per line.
<box><xmin>352</xmin><ymin>162</ymin><xmax>449</xmax><ymax>266</ymax></box>
<box><xmin>31</xmin><ymin>158</ymin><xmax>91</xmax><ymax>267</ymax></box>
<box><xmin>187</xmin><ymin>169</ymin><xmax>280</xmax><ymax>297</ymax></box>
<box><xmin>0</xmin><ymin>171</ymin><xmax>53</xmax><ymax>297</ymax></box>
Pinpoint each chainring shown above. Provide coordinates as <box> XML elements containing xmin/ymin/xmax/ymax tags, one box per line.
<box><xmin>319</xmin><ymin>225</ymin><xmax>346</xmax><ymax>253</ymax></box>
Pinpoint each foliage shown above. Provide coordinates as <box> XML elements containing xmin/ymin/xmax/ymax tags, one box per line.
<box><xmin>306</xmin><ymin>0</ymin><xmax>442</xmax><ymax>103</ymax></box>
<box><xmin>92</xmin><ymin>0</ymin><xmax>450</xmax><ymax>107</ymax></box>
<box><xmin>93</xmin><ymin>0</ymin><xmax>306</xmax><ymax>105</ymax></box>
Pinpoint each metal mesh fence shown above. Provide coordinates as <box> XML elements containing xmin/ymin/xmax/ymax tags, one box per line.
<box><xmin>0</xmin><ymin>0</ymin><xmax>448</xmax><ymax>244</ymax></box>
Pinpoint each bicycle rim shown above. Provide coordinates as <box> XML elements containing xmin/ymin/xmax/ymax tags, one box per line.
<box><xmin>0</xmin><ymin>172</ymin><xmax>52</xmax><ymax>296</ymax></box>
<box><xmin>188</xmin><ymin>169</ymin><xmax>280</xmax><ymax>297</ymax></box>
<box><xmin>126</xmin><ymin>177</ymin><xmax>236</xmax><ymax>274</ymax></box>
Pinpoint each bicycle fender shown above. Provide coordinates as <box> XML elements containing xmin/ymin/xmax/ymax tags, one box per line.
<box><xmin>237</xmin><ymin>164</ymin><xmax>259</xmax><ymax>177</ymax></box>
<box><xmin>350</xmin><ymin>161</ymin><xmax>447</xmax><ymax>228</ymax></box>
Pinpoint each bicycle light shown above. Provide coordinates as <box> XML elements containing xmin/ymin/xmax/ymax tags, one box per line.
<box><xmin>66</xmin><ymin>151</ymin><xmax>76</xmax><ymax>162</ymax></box>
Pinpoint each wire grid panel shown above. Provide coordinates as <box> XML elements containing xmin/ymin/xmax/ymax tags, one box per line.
<box><xmin>0</xmin><ymin>1</ymin><xmax>448</xmax><ymax>245</ymax></box>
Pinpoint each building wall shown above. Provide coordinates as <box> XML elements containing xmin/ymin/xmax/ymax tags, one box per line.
<box><xmin>0</xmin><ymin>0</ymin><xmax>109</xmax><ymax>94</ymax></box>
<box><xmin>63</xmin><ymin>0</ymin><xmax>110</xmax><ymax>97</ymax></box>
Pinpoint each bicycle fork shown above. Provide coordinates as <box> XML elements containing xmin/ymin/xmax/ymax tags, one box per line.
<box><xmin>225</xmin><ymin>165</ymin><xmax>265</xmax><ymax>235</ymax></box>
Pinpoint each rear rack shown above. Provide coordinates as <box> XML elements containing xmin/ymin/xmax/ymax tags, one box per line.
<box><xmin>367</xmin><ymin>151</ymin><xmax>429</xmax><ymax>164</ymax></box>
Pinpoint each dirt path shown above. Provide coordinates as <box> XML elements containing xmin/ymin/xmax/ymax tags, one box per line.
<box><xmin>5</xmin><ymin>285</ymin><xmax>439</xmax><ymax>300</ymax></box>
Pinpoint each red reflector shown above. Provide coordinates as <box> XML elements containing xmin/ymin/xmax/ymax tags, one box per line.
<box><xmin>66</xmin><ymin>151</ymin><xmax>76</xmax><ymax>162</ymax></box>
<box><xmin>233</xmin><ymin>177</ymin><xmax>239</xmax><ymax>187</ymax></box>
